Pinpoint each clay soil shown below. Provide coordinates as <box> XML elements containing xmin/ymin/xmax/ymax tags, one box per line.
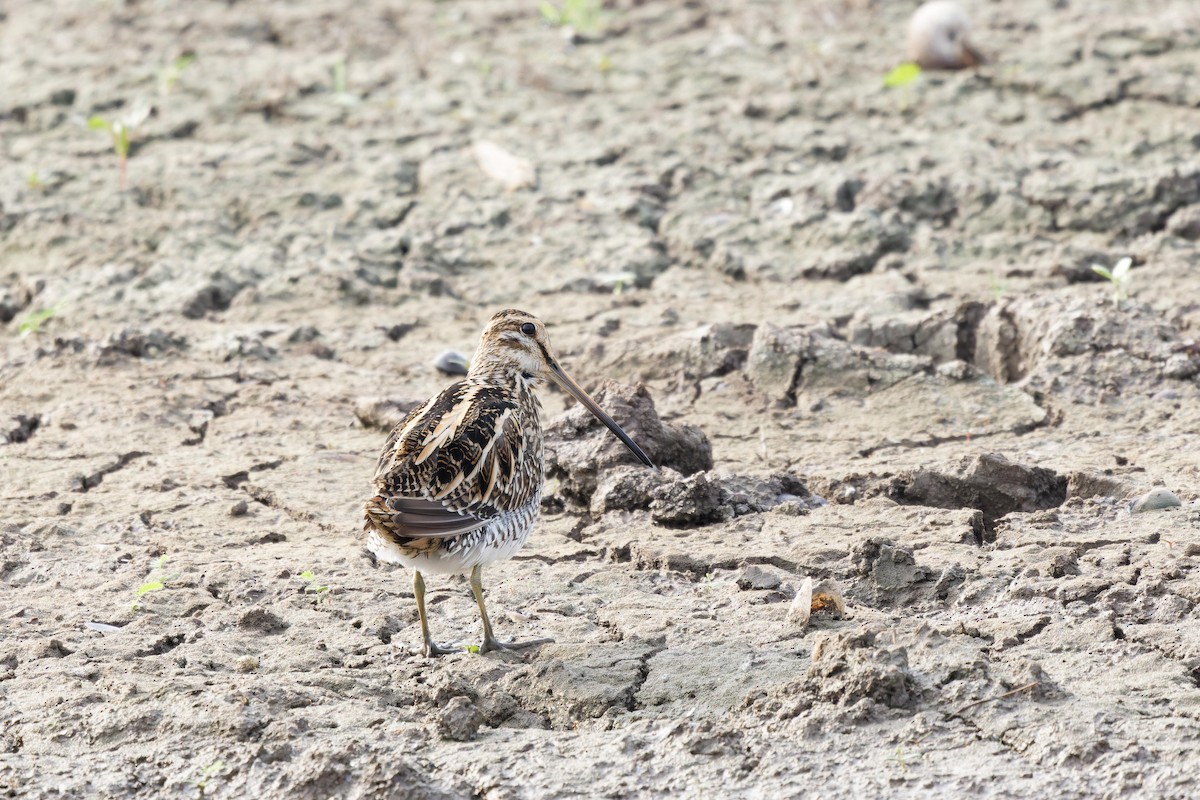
<box><xmin>3</xmin><ymin>0</ymin><xmax>1200</xmax><ymax>797</ymax></box>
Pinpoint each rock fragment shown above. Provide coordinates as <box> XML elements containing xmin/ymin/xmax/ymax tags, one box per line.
<box><xmin>1130</xmin><ymin>487</ymin><xmax>1182</xmax><ymax>513</ymax></box>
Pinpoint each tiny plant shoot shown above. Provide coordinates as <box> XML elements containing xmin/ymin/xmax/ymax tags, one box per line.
<box><xmin>539</xmin><ymin>0</ymin><xmax>607</xmax><ymax>35</ymax></box>
<box><xmin>17</xmin><ymin>306</ymin><xmax>59</xmax><ymax>337</ymax></box>
<box><xmin>298</xmin><ymin>570</ymin><xmax>329</xmax><ymax>594</ymax></box>
<box><xmin>331</xmin><ymin>57</ymin><xmax>359</xmax><ymax>105</ymax></box>
<box><xmin>157</xmin><ymin>54</ymin><xmax>196</xmax><ymax>96</ymax></box>
<box><xmin>884</xmin><ymin>63</ymin><xmax>922</xmax><ymax>88</ymax></box>
<box><xmin>883</xmin><ymin>63</ymin><xmax>922</xmax><ymax>111</ymax></box>
<box><xmin>87</xmin><ymin>102</ymin><xmax>150</xmax><ymax>189</ymax></box>
<box><xmin>1091</xmin><ymin>257</ymin><xmax>1133</xmax><ymax>307</ymax></box>
<box><xmin>132</xmin><ymin>553</ymin><xmax>173</xmax><ymax>611</ymax></box>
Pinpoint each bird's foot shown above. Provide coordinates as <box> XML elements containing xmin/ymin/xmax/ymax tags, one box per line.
<box><xmin>423</xmin><ymin>639</ymin><xmax>462</xmax><ymax>658</ymax></box>
<box><xmin>479</xmin><ymin>635</ymin><xmax>554</xmax><ymax>655</ymax></box>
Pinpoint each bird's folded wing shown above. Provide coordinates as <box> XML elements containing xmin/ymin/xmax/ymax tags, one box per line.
<box><xmin>377</xmin><ymin>495</ymin><xmax>487</xmax><ymax>539</ymax></box>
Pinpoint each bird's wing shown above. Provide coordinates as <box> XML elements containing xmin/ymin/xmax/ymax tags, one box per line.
<box><xmin>368</xmin><ymin>381</ymin><xmax>526</xmax><ymax>539</ymax></box>
<box><xmin>365</xmin><ymin>495</ymin><xmax>488</xmax><ymax>540</ymax></box>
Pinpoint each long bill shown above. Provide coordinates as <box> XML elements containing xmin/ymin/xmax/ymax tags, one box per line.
<box><xmin>548</xmin><ymin>362</ymin><xmax>657</xmax><ymax>469</ymax></box>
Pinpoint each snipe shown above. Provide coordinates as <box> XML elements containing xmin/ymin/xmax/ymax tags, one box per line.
<box><xmin>364</xmin><ymin>309</ymin><xmax>655</xmax><ymax>656</ymax></box>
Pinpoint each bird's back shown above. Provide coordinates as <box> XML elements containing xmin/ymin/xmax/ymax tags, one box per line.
<box><xmin>371</xmin><ymin>377</ymin><xmax>545</xmax><ymax>527</ymax></box>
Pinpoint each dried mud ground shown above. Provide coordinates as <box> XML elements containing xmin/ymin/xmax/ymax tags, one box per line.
<box><xmin>3</xmin><ymin>0</ymin><xmax>1200</xmax><ymax>797</ymax></box>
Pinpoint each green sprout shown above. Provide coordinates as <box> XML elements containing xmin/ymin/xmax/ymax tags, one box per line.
<box><xmin>157</xmin><ymin>54</ymin><xmax>196</xmax><ymax>96</ymax></box>
<box><xmin>298</xmin><ymin>570</ymin><xmax>329</xmax><ymax>594</ymax></box>
<box><xmin>26</xmin><ymin>171</ymin><xmax>43</xmax><ymax>191</ymax></box>
<box><xmin>87</xmin><ymin>102</ymin><xmax>150</xmax><ymax>189</ymax></box>
<box><xmin>1091</xmin><ymin>257</ymin><xmax>1133</xmax><ymax>307</ymax></box>
<box><xmin>989</xmin><ymin>272</ymin><xmax>1008</xmax><ymax>301</ymax></box>
<box><xmin>883</xmin><ymin>63</ymin><xmax>922</xmax><ymax>88</ymax></box>
<box><xmin>539</xmin><ymin>0</ymin><xmax>607</xmax><ymax>34</ymax></box>
<box><xmin>465</xmin><ymin>644</ymin><xmax>481</xmax><ymax>654</ymax></box>
<box><xmin>195</xmin><ymin>759</ymin><xmax>226</xmax><ymax>795</ymax></box>
<box><xmin>883</xmin><ymin>63</ymin><xmax>922</xmax><ymax>111</ymax></box>
<box><xmin>17</xmin><ymin>305</ymin><xmax>60</xmax><ymax>337</ymax></box>
<box><xmin>132</xmin><ymin>553</ymin><xmax>173</xmax><ymax>611</ymax></box>
<box><xmin>331</xmin><ymin>57</ymin><xmax>359</xmax><ymax>105</ymax></box>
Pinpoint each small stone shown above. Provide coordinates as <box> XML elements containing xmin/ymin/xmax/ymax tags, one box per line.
<box><xmin>736</xmin><ymin>564</ymin><xmax>782</xmax><ymax>591</ymax></box>
<box><xmin>229</xmin><ymin>500</ymin><xmax>249</xmax><ymax>517</ymax></box>
<box><xmin>432</xmin><ymin>350</ymin><xmax>470</xmax><ymax>376</ymax></box>
<box><xmin>1130</xmin><ymin>487</ymin><xmax>1182</xmax><ymax>513</ymax></box>
<box><xmin>436</xmin><ymin>696</ymin><xmax>484</xmax><ymax>742</ymax></box>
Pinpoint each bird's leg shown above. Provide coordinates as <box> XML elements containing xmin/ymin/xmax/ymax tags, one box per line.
<box><xmin>470</xmin><ymin>564</ymin><xmax>553</xmax><ymax>654</ymax></box>
<box><xmin>413</xmin><ymin>570</ymin><xmax>458</xmax><ymax>657</ymax></box>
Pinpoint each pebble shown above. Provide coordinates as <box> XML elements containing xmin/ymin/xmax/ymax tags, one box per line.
<box><xmin>433</xmin><ymin>350</ymin><xmax>470</xmax><ymax>376</ymax></box>
<box><xmin>1130</xmin><ymin>487</ymin><xmax>1182</xmax><ymax>513</ymax></box>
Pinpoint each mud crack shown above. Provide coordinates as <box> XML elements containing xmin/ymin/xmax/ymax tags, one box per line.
<box><xmin>71</xmin><ymin>451</ymin><xmax>149</xmax><ymax>492</ymax></box>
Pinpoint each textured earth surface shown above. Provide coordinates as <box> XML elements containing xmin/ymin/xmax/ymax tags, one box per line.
<box><xmin>3</xmin><ymin>0</ymin><xmax>1200</xmax><ymax>797</ymax></box>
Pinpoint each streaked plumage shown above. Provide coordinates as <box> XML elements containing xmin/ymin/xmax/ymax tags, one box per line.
<box><xmin>364</xmin><ymin>309</ymin><xmax>654</xmax><ymax>656</ymax></box>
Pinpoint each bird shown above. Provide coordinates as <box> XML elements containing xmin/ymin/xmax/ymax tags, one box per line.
<box><xmin>906</xmin><ymin>1</ymin><xmax>985</xmax><ymax>70</ymax></box>
<box><xmin>363</xmin><ymin>309</ymin><xmax>656</xmax><ymax>657</ymax></box>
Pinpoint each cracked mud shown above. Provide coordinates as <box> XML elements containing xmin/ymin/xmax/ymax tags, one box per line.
<box><xmin>3</xmin><ymin>1</ymin><xmax>1200</xmax><ymax>798</ymax></box>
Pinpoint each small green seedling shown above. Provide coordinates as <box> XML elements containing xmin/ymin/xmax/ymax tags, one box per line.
<box><xmin>26</xmin><ymin>171</ymin><xmax>43</xmax><ymax>191</ymax></box>
<box><xmin>298</xmin><ymin>570</ymin><xmax>329</xmax><ymax>594</ymax></box>
<box><xmin>331</xmin><ymin>57</ymin><xmax>359</xmax><ymax>105</ymax></box>
<box><xmin>1091</xmin><ymin>257</ymin><xmax>1133</xmax><ymax>307</ymax></box>
<box><xmin>157</xmin><ymin>54</ymin><xmax>196</xmax><ymax>96</ymax></box>
<box><xmin>195</xmin><ymin>759</ymin><xmax>226</xmax><ymax>795</ymax></box>
<box><xmin>883</xmin><ymin>63</ymin><xmax>922</xmax><ymax>111</ymax></box>
<box><xmin>539</xmin><ymin>0</ymin><xmax>607</xmax><ymax>35</ymax></box>
<box><xmin>465</xmin><ymin>644</ymin><xmax>481</xmax><ymax>654</ymax></box>
<box><xmin>132</xmin><ymin>553</ymin><xmax>173</xmax><ymax>611</ymax></box>
<box><xmin>883</xmin><ymin>63</ymin><xmax>922</xmax><ymax>88</ymax></box>
<box><xmin>87</xmin><ymin>102</ymin><xmax>150</xmax><ymax>189</ymax></box>
<box><xmin>17</xmin><ymin>305</ymin><xmax>59</xmax><ymax>337</ymax></box>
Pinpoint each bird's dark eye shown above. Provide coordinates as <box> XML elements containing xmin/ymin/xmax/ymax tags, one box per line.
<box><xmin>520</xmin><ymin>322</ymin><xmax>537</xmax><ymax>336</ymax></box>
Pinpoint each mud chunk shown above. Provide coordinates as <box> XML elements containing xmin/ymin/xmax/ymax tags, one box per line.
<box><xmin>500</xmin><ymin>640</ymin><xmax>661</xmax><ymax>727</ymax></box>
<box><xmin>436</xmin><ymin>696</ymin><xmax>484</xmax><ymax>742</ymax></box>
<box><xmin>181</xmin><ymin>272</ymin><xmax>245</xmax><ymax>319</ymax></box>
<box><xmin>651</xmin><ymin>472</ymin><xmax>725</xmax><ymax>526</ymax></box>
<box><xmin>1162</xmin><ymin>353</ymin><xmax>1199</xmax><ymax>380</ymax></box>
<box><xmin>1166</xmin><ymin>204</ymin><xmax>1200</xmax><ymax>241</ymax></box>
<box><xmin>807</xmin><ymin>627</ymin><xmax>919</xmax><ymax>710</ymax></box>
<box><xmin>3</xmin><ymin>414</ymin><xmax>40</xmax><ymax>444</ymax></box>
<box><xmin>546</xmin><ymin>382</ymin><xmax>711</xmax><ymax>507</ymax></box>
<box><xmin>355</xmin><ymin>397</ymin><xmax>421</xmax><ymax>431</ymax></box>
<box><xmin>890</xmin><ymin>453</ymin><xmax>1067</xmax><ymax>526</ymax></box>
<box><xmin>238</xmin><ymin>608</ymin><xmax>289</xmax><ymax>634</ymax></box>
<box><xmin>0</xmin><ymin>282</ymin><xmax>33</xmax><ymax>323</ymax></box>
<box><xmin>1037</xmin><ymin>547</ymin><xmax>1080</xmax><ymax>579</ymax></box>
<box><xmin>853</xmin><ymin>539</ymin><xmax>930</xmax><ymax>590</ymax></box>
<box><xmin>718</xmin><ymin>472</ymin><xmax>811</xmax><ymax>516</ymax></box>
<box><xmin>1130</xmin><ymin>487</ymin><xmax>1181</xmax><ymax>513</ymax></box>
<box><xmin>96</xmin><ymin>327</ymin><xmax>188</xmax><ymax>362</ymax></box>
<box><xmin>745</xmin><ymin>324</ymin><xmax>811</xmax><ymax>403</ymax></box>
<box><xmin>589</xmin><ymin>465</ymin><xmax>667</xmax><ymax>517</ymax></box>
<box><xmin>1066</xmin><ymin>470</ymin><xmax>1130</xmax><ymax>500</ymax></box>
<box><xmin>208</xmin><ymin>332</ymin><xmax>277</xmax><ymax>362</ymax></box>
